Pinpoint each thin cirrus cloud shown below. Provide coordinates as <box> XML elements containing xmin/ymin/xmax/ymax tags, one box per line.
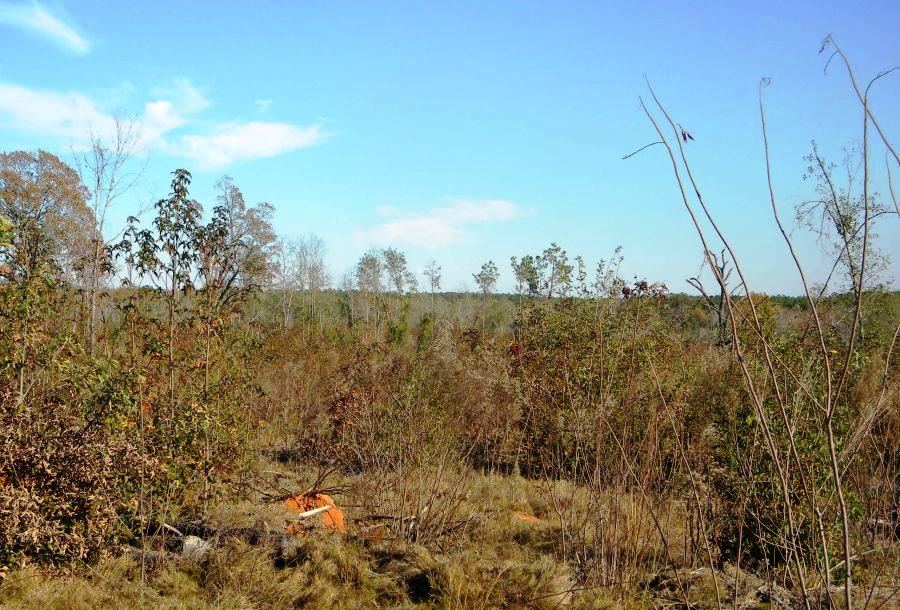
<box><xmin>177</xmin><ymin>122</ymin><xmax>325</xmax><ymax>170</ymax></box>
<box><xmin>0</xmin><ymin>78</ymin><xmax>326</xmax><ymax>169</ymax></box>
<box><xmin>355</xmin><ymin>199</ymin><xmax>525</xmax><ymax>249</ymax></box>
<box><xmin>0</xmin><ymin>82</ymin><xmax>115</xmax><ymax>137</ymax></box>
<box><xmin>0</xmin><ymin>1</ymin><xmax>90</xmax><ymax>55</ymax></box>
<box><xmin>0</xmin><ymin>79</ymin><xmax>205</xmax><ymax>148</ymax></box>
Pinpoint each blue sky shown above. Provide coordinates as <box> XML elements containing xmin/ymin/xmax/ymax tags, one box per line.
<box><xmin>0</xmin><ymin>1</ymin><xmax>897</xmax><ymax>294</ymax></box>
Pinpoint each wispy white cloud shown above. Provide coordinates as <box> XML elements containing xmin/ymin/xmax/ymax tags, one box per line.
<box><xmin>0</xmin><ymin>81</ymin><xmax>191</xmax><ymax>150</ymax></box>
<box><xmin>0</xmin><ymin>79</ymin><xmax>325</xmax><ymax>168</ymax></box>
<box><xmin>355</xmin><ymin>199</ymin><xmax>524</xmax><ymax>249</ymax></box>
<box><xmin>140</xmin><ymin>100</ymin><xmax>185</xmax><ymax>144</ymax></box>
<box><xmin>0</xmin><ymin>1</ymin><xmax>90</xmax><ymax>55</ymax></box>
<box><xmin>255</xmin><ymin>99</ymin><xmax>273</xmax><ymax>114</ymax></box>
<box><xmin>138</xmin><ymin>80</ymin><xmax>210</xmax><ymax>146</ymax></box>
<box><xmin>151</xmin><ymin>79</ymin><xmax>210</xmax><ymax>113</ymax></box>
<box><xmin>174</xmin><ymin>122</ymin><xmax>325</xmax><ymax>169</ymax></box>
<box><xmin>0</xmin><ymin>82</ymin><xmax>113</xmax><ymax>137</ymax></box>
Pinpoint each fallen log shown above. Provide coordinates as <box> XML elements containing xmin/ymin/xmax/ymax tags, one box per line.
<box><xmin>124</xmin><ymin>545</ymin><xmax>175</xmax><ymax>567</ymax></box>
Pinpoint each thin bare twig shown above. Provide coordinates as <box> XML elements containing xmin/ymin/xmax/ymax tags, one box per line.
<box><xmin>622</xmin><ymin>141</ymin><xmax>664</xmax><ymax>160</ymax></box>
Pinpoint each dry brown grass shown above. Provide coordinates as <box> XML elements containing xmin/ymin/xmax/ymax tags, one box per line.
<box><xmin>2</xmin><ymin>466</ymin><xmax>809</xmax><ymax>610</ymax></box>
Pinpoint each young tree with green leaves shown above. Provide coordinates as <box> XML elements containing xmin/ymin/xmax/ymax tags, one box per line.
<box><xmin>120</xmin><ymin>169</ymin><xmax>202</xmax><ymax>410</ymax></box>
<box><xmin>510</xmin><ymin>254</ymin><xmax>539</xmax><ymax>300</ymax></box>
<box><xmin>536</xmin><ymin>242</ymin><xmax>572</xmax><ymax>299</ymax></box>
<box><xmin>473</xmin><ymin>260</ymin><xmax>499</xmax><ymax>331</ymax></box>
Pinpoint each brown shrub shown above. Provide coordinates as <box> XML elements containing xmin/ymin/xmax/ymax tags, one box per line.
<box><xmin>0</xmin><ymin>378</ymin><xmax>144</xmax><ymax>566</ymax></box>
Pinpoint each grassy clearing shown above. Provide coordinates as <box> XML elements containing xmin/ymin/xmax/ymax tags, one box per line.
<box><xmin>0</xmin><ymin>469</ymin><xmax>671</xmax><ymax>609</ymax></box>
<box><xmin>11</xmin><ymin>465</ymin><xmax>890</xmax><ymax>610</ymax></box>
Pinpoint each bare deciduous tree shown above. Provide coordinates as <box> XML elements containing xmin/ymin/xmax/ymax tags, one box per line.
<box><xmin>73</xmin><ymin>115</ymin><xmax>144</xmax><ymax>353</ymax></box>
<box><xmin>687</xmin><ymin>249</ymin><xmax>733</xmax><ymax>346</ymax></box>
<box><xmin>274</xmin><ymin>238</ymin><xmax>299</xmax><ymax>328</ymax></box>
<box><xmin>355</xmin><ymin>249</ymin><xmax>384</xmax><ymax>330</ymax></box>
<box><xmin>424</xmin><ymin>258</ymin><xmax>441</xmax><ymax>312</ymax></box>
<box><xmin>198</xmin><ymin>175</ymin><xmax>277</xmax><ymax>313</ymax></box>
<box><xmin>627</xmin><ymin>42</ymin><xmax>899</xmax><ymax>606</ymax></box>
<box><xmin>295</xmin><ymin>234</ymin><xmax>329</xmax><ymax>327</ymax></box>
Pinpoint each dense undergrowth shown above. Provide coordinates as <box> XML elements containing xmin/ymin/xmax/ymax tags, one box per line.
<box><xmin>0</xmin><ymin>244</ymin><xmax>896</xmax><ymax>607</ymax></box>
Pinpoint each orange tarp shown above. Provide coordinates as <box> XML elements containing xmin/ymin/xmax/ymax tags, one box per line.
<box><xmin>284</xmin><ymin>492</ymin><xmax>346</xmax><ymax>534</ymax></box>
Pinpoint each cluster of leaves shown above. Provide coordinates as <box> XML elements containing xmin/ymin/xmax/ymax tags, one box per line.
<box><xmin>0</xmin><ymin>151</ymin><xmax>97</xmax><ymax>282</ymax></box>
